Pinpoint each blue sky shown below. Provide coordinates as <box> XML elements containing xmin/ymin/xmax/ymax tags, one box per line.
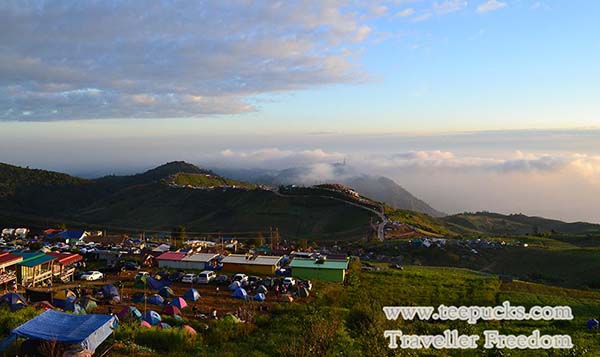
<box><xmin>1</xmin><ymin>1</ymin><xmax>600</xmax><ymax>221</ymax></box>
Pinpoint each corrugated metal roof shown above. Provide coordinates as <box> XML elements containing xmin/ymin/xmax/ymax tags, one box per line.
<box><xmin>289</xmin><ymin>258</ymin><xmax>348</xmax><ymax>270</ymax></box>
<box><xmin>18</xmin><ymin>254</ymin><xmax>56</xmax><ymax>267</ymax></box>
<box><xmin>0</xmin><ymin>253</ymin><xmax>23</xmax><ymax>267</ymax></box>
<box><xmin>47</xmin><ymin>252</ymin><xmax>83</xmax><ymax>265</ymax></box>
<box><xmin>221</xmin><ymin>254</ymin><xmax>282</xmax><ymax>266</ymax></box>
<box><xmin>156</xmin><ymin>251</ymin><xmax>187</xmax><ymax>261</ymax></box>
<box><xmin>181</xmin><ymin>253</ymin><xmax>219</xmax><ymax>263</ymax></box>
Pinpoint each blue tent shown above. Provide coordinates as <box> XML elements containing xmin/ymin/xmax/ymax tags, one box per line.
<box><xmin>232</xmin><ymin>287</ymin><xmax>248</xmax><ymax>300</ymax></box>
<box><xmin>148</xmin><ymin>294</ymin><xmax>164</xmax><ymax>305</ymax></box>
<box><xmin>183</xmin><ymin>288</ymin><xmax>200</xmax><ymax>302</ymax></box>
<box><xmin>143</xmin><ymin>310</ymin><xmax>162</xmax><ymax>325</ymax></box>
<box><xmin>146</xmin><ymin>276</ymin><xmax>171</xmax><ymax>291</ymax></box>
<box><xmin>131</xmin><ymin>292</ymin><xmax>146</xmax><ymax>303</ymax></box>
<box><xmin>100</xmin><ymin>284</ymin><xmax>119</xmax><ymax>298</ymax></box>
<box><xmin>0</xmin><ymin>310</ymin><xmax>116</xmax><ymax>352</ymax></box>
<box><xmin>0</xmin><ymin>293</ymin><xmax>27</xmax><ymax>311</ymax></box>
<box><xmin>228</xmin><ymin>281</ymin><xmax>241</xmax><ymax>291</ymax></box>
<box><xmin>253</xmin><ymin>293</ymin><xmax>266</xmax><ymax>302</ymax></box>
<box><xmin>588</xmin><ymin>319</ymin><xmax>599</xmax><ymax>329</ymax></box>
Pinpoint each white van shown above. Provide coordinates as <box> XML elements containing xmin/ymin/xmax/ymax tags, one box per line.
<box><xmin>197</xmin><ymin>271</ymin><xmax>216</xmax><ymax>284</ymax></box>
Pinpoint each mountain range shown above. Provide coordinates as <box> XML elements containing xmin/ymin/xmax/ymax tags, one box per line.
<box><xmin>2</xmin><ymin>161</ymin><xmax>600</xmax><ymax>239</ymax></box>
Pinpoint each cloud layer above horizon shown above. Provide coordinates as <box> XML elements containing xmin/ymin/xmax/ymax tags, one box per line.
<box><xmin>0</xmin><ymin>1</ymin><xmax>373</xmax><ymax>121</ymax></box>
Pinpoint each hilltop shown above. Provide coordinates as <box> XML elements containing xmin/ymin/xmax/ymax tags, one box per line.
<box><xmin>219</xmin><ymin>163</ymin><xmax>444</xmax><ymax>216</ymax></box>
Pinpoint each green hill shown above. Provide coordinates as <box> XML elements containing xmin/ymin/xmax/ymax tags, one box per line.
<box><xmin>443</xmin><ymin>211</ymin><xmax>600</xmax><ymax>236</ymax></box>
<box><xmin>0</xmin><ymin>162</ymin><xmax>376</xmax><ymax>239</ymax></box>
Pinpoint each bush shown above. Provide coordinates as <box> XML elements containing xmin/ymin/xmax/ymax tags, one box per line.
<box><xmin>0</xmin><ymin>306</ymin><xmax>40</xmax><ymax>337</ymax></box>
<box><xmin>133</xmin><ymin>327</ymin><xmax>197</xmax><ymax>353</ymax></box>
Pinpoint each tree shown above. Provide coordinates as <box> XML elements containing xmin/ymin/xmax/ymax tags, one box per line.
<box><xmin>171</xmin><ymin>226</ymin><xmax>187</xmax><ymax>248</ymax></box>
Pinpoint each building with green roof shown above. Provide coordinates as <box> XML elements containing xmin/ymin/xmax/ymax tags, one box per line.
<box><xmin>14</xmin><ymin>253</ymin><xmax>56</xmax><ymax>287</ymax></box>
<box><xmin>289</xmin><ymin>258</ymin><xmax>349</xmax><ymax>282</ymax></box>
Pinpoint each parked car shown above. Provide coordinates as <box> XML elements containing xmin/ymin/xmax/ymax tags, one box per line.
<box><xmin>233</xmin><ymin>273</ymin><xmax>248</xmax><ymax>283</ymax></box>
<box><xmin>197</xmin><ymin>271</ymin><xmax>216</xmax><ymax>284</ymax></box>
<box><xmin>262</xmin><ymin>277</ymin><xmax>274</xmax><ymax>288</ymax></box>
<box><xmin>215</xmin><ymin>275</ymin><xmax>230</xmax><ymax>285</ymax></box>
<box><xmin>181</xmin><ymin>273</ymin><xmax>197</xmax><ymax>284</ymax></box>
<box><xmin>80</xmin><ymin>271</ymin><xmax>104</xmax><ymax>281</ymax></box>
<box><xmin>123</xmin><ymin>261</ymin><xmax>140</xmax><ymax>270</ymax></box>
<box><xmin>169</xmin><ymin>271</ymin><xmax>185</xmax><ymax>282</ymax></box>
<box><xmin>283</xmin><ymin>277</ymin><xmax>296</xmax><ymax>287</ymax></box>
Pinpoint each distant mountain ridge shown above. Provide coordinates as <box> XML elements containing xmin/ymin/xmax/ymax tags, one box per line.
<box><xmin>217</xmin><ymin>163</ymin><xmax>444</xmax><ymax>216</ymax></box>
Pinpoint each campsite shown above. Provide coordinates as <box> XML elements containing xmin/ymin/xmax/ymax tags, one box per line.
<box><xmin>1</xmin><ymin>258</ymin><xmax>600</xmax><ymax>356</ymax></box>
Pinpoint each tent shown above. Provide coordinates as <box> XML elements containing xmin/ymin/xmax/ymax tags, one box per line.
<box><xmin>231</xmin><ymin>287</ymin><xmax>248</xmax><ymax>301</ymax></box>
<box><xmin>0</xmin><ymin>293</ymin><xmax>27</xmax><ymax>311</ymax></box>
<box><xmin>146</xmin><ymin>276</ymin><xmax>171</xmax><ymax>291</ymax></box>
<box><xmin>31</xmin><ymin>301</ymin><xmax>54</xmax><ymax>310</ymax></box>
<box><xmin>181</xmin><ymin>325</ymin><xmax>197</xmax><ymax>335</ymax></box>
<box><xmin>163</xmin><ymin>305</ymin><xmax>181</xmax><ymax>316</ymax></box>
<box><xmin>297</xmin><ymin>287</ymin><xmax>310</xmax><ymax>298</ymax></box>
<box><xmin>100</xmin><ymin>284</ymin><xmax>119</xmax><ymax>298</ymax></box>
<box><xmin>588</xmin><ymin>319</ymin><xmax>599</xmax><ymax>329</ymax></box>
<box><xmin>100</xmin><ymin>284</ymin><xmax>121</xmax><ymax>304</ymax></box>
<box><xmin>183</xmin><ymin>288</ymin><xmax>201</xmax><ymax>302</ymax></box>
<box><xmin>143</xmin><ymin>310</ymin><xmax>161</xmax><ymax>325</ymax></box>
<box><xmin>82</xmin><ymin>299</ymin><xmax>98</xmax><ymax>313</ymax></box>
<box><xmin>1</xmin><ymin>310</ymin><xmax>116</xmax><ymax>352</ymax></box>
<box><xmin>253</xmin><ymin>293</ymin><xmax>266</xmax><ymax>302</ymax></box>
<box><xmin>256</xmin><ymin>285</ymin><xmax>268</xmax><ymax>294</ymax></box>
<box><xmin>228</xmin><ymin>281</ymin><xmax>241</xmax><ymax>291</ymax></box>
<box><xmin>63</xmin><ymin>296</ymin><xmax>84</xmax><ymax>314</ymax></box>
<box><xmin>140</xmin><ymin>320</ymin><xmax>152</xmax><ymax>328</ymax></box>
<box><xmin>158</xmin><ymin>286</ymin><xmax>175</xmax><ymax>298</ymax></box>
<box><xmin>158</xmin><ymin>322</ymin><xmax>171</xmax><ymax>329</ymax></box>
<box><xmin>117</xmin><ymin>306</ymin><xmax>142</xmax><ymax>321</ymax></box>
<box><xmin>53</xmin><ymin>289</ymin><xmax>76</xmax><ymax>308</ymax></box>
<box><xmin>148</xmin><ymin>294</ymin><xmax>164</xmax><ymax>305</ymax></box>
<box><xmin>132</xmin><ymin>292</ymin><xmax>146</xmax><ymax>303</ymax></box>
<box><xmin>171</xmin><ymin>297</ymin><xmax>188</xmax><ymax>309</ymax></box>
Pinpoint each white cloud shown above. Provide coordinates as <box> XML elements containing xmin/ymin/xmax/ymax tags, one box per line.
<box><xmin>0</xmin><ymin>1</ymin><xmax>374</xmax><ymax>121</ymax></box>
<box><xmin>395</xmin><ymin>8</ymin><xmax>415</xmax><ymax>17</ymax></box>
<box><xmin>433</xmin><ymin>0</ymin><xmax>468</xmax><ymax>15</ymax></box>
<box><xmin>477</xmin><ymin>0</ymin><xmax>507</xmax><ymax>13</ymax></box>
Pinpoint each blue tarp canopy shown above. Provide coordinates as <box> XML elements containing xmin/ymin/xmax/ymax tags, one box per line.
<box><xmin>6</xmin><ymin>310</ymin><xmax>116</xmax><ymax>351</ymax></box>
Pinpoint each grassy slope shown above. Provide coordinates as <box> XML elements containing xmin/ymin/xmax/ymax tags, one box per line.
<box><xmin>385</xmin><ymin>206</ymin><xmax>457</xmax><ymax>237</ymax></box>
<box><xmin>74</xmin><ymin>183</ymin><xmax>374</xmax><ymax>239</ymax></box>
<box><xmin>444</xmin><ymin>212</ymin><xmax>600</xmax><ymax>236</ymax></box>
<box><xmin>172</xmin><ymin>173</ymin><xmax>257</xmax><ymax>189</ymax></box>
<box><xmin>199</xmin><ymin>264</ymin><xmax>600</xmax><ymax>356</ymax></box>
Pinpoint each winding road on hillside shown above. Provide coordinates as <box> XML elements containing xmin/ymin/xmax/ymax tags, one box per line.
<box><xmin>273</xmin><ymin>188</ymin><xmax>388</xmax><ymax>241</ymax></box>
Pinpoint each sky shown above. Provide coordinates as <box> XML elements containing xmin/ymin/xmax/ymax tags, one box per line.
<box><xmin>1</xmin><ymin>1</ymin><xmax>599</xmax><ymax>222</ymax></box>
